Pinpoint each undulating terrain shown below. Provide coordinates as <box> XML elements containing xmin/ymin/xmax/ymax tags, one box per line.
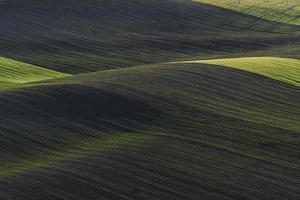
<box><xmin>0</xmin><ymin>0</ymin><xmax>299</xmax><ymax>200</ymax></box>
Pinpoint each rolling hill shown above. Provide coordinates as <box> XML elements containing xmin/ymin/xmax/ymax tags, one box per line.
<box><xmin>1</xmin><ymin>0</ymin><xmax>300</xmax><ymax>73</ymax></box>
<box><xmin>0</xmin><ymin>61</ymin><xmax>299</xmax><ymax>199</ymax></box>
<box><xmin>0</xmin><ymin>0</ymin><xmax>299</xmax><ymax>200</ymax></box>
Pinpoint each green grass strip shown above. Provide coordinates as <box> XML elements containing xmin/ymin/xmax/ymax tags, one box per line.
<box><xmin>0</xmin><ymin>56</ymin><xmax>69</xmax><ymax>84</ymax></box>
<box><xmin>195</xmin><ymin>0</ymin><xmax>300</xmax><ymax>25</ymax></box>
<box><xmin>177</xmin><ymin>57</ymin><xmax>300</xmax><ymax>87</ymax></box>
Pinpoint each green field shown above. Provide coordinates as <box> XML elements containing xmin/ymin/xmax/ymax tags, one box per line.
<box><xmin>0</xmin><ymin>0</ymin><xmax>299</xmax><ymax>200</ymax></box>
<box><xmin>0</xmin><ymin>57</ymin><xmax>69</xmax><ymax>91</ymax></box>
<box><xmin>195</xmin><ymin>0</ymin><xmax>300</xmax><ymax>25</ymax></box>
<box><xmin>0</xmin><ymin>57</ymin><xmax>68</xmax><ymax>83</ymax></box>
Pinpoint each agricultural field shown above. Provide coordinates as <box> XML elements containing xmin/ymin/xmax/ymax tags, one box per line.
<box><xmin>0</xmin><ymin>0</ymin><xmax>299</xmax><ymax>200</ymax></box>
<box><xmin>195</xmin><ymin>0</ymin><xmax>300</xmax><ymax>25</ymax></box>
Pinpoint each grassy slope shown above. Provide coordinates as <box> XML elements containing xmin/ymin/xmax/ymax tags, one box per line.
<box><xmin>0</xmin><ymin>57</ymin><xmax>68</xmax><ymax>83</ymax></box>
<box><xmin>177</xmin><ymin>56</ymin><xmax>300</xmax><ymax>87</ymax></box>
<box><xmin>0</xmin><ymin>62</ymin><xmax>299</xmax><ymax>199</ymax></box>
<box><xmin>0</xmin><ymin>0</ymin><xmax>300</xmax><ymax>73</ymax></box>
<box><xmin>195</xmin><ymin>0</ymin><xmax>300</xmax><ymax>25</ymax></box>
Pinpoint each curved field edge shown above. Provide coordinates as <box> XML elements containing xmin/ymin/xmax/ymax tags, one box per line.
<box><xmin>0</xmin><ymin>56</ymin><xmax>69</xmax><ymax>84</ymax></box>
<box><xmin>173</xmin><ymin>56</ymin><xmax>300</xmax><ymax>87</ymax></box>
